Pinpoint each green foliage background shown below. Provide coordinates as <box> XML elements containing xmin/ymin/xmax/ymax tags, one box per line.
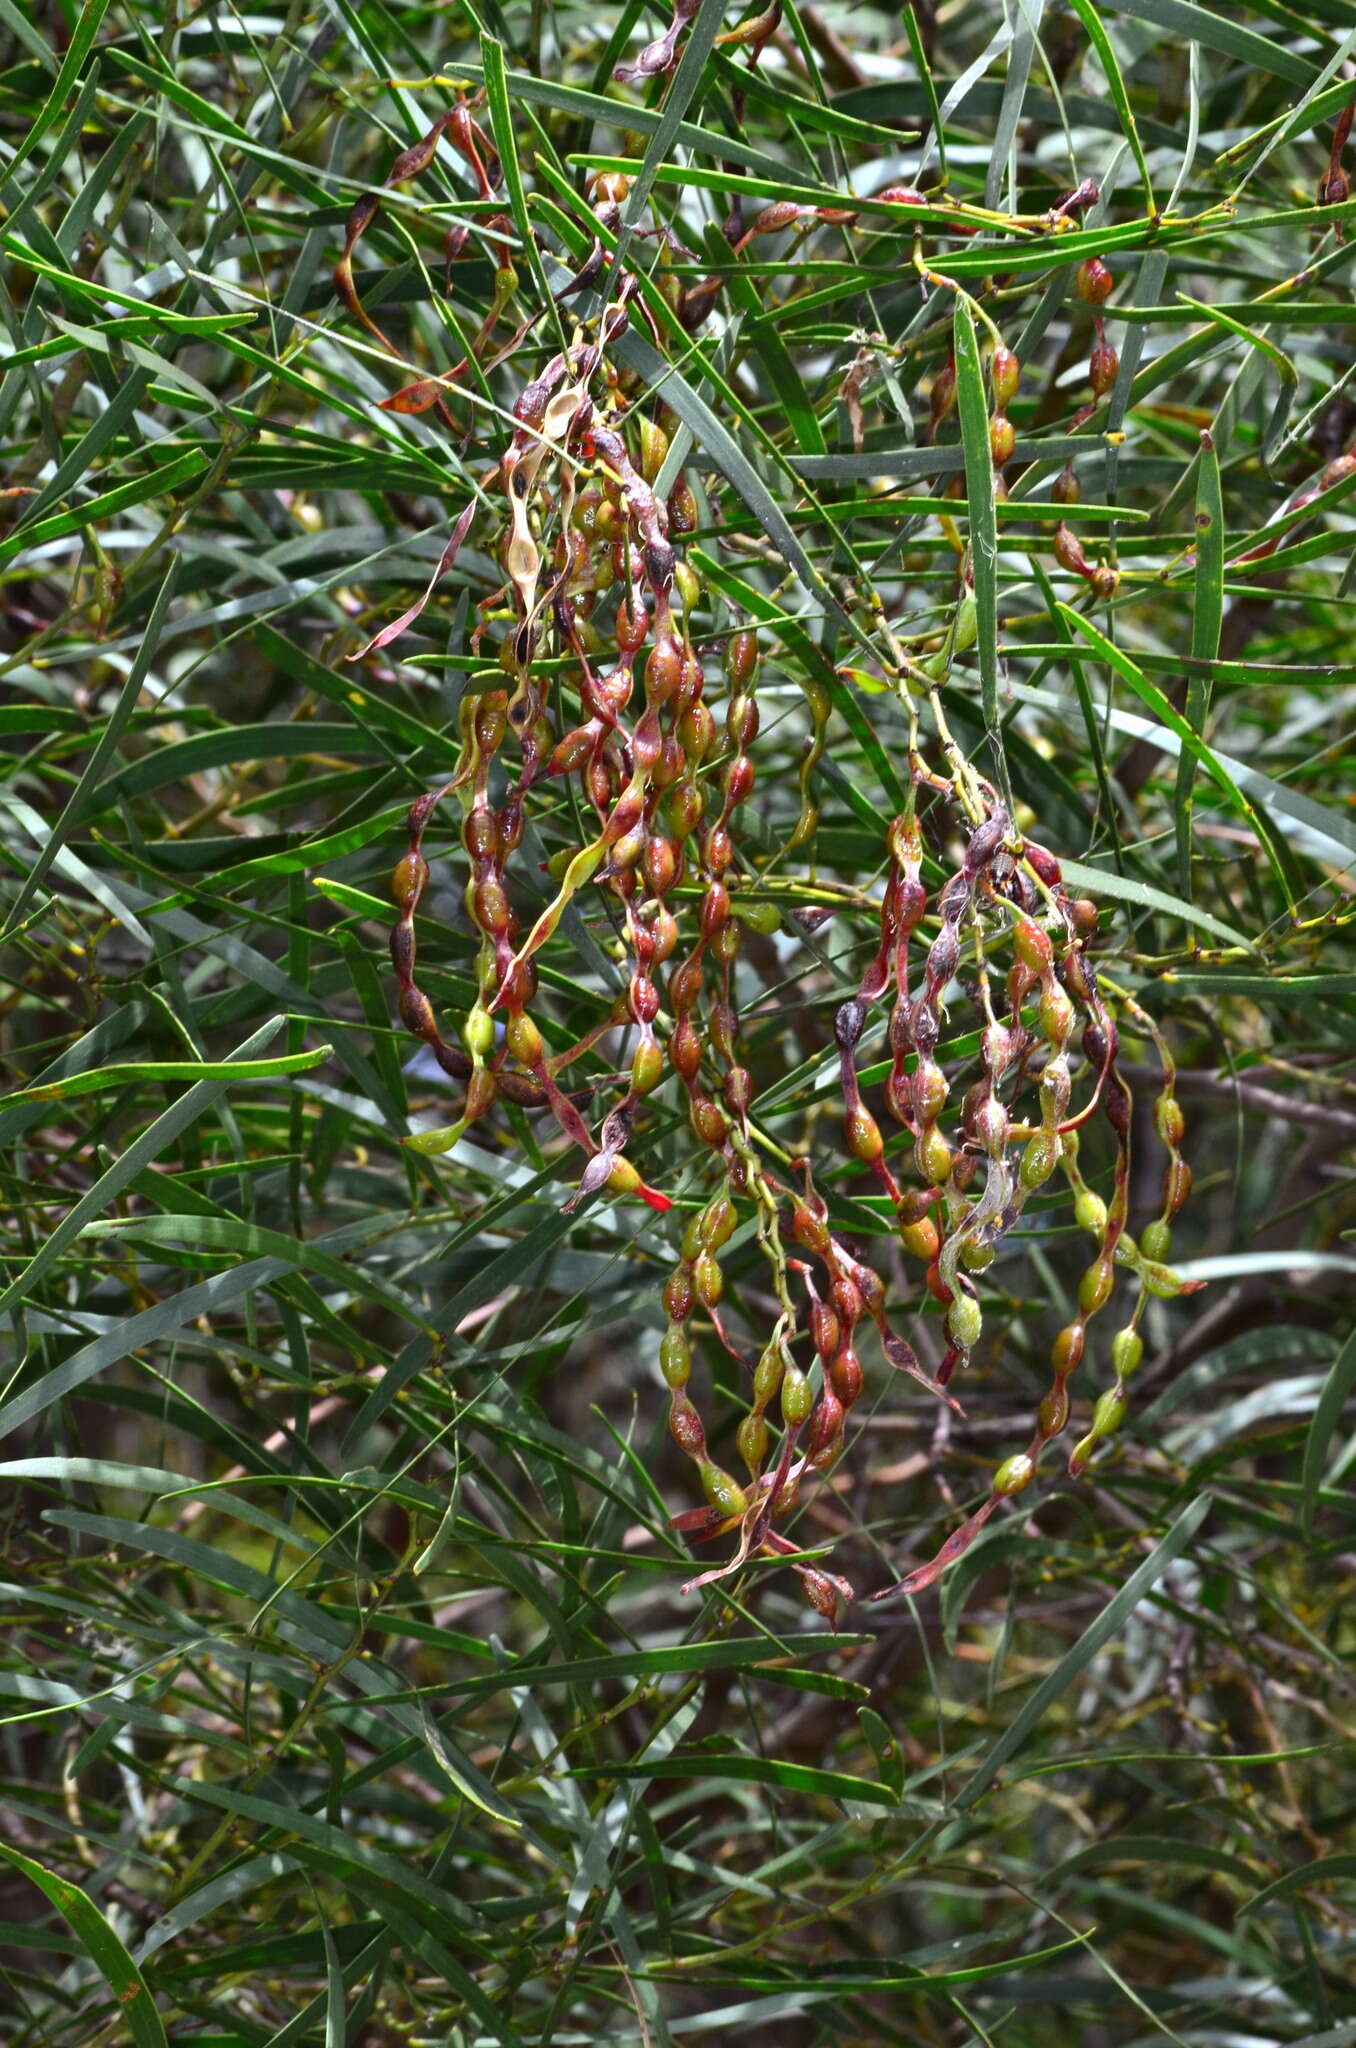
<box><xmin>1</xmin><ymin>0</ymin><xmax>1354</xmax><ymax>2041</ymax></box>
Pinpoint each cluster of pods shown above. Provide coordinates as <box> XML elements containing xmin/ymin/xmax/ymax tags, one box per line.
<box><xmin>350</xmin><ymin>101</ymin><xmax>1203</xmax><ymax>1616</ymax></box>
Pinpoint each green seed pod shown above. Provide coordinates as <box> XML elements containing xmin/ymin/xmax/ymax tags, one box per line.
<box><xmin>693</xmin><ymin>1252</ymin><xmax>723</xmax><ymax>1309</ymax></box>
<box><xmin>1140</xmin><ymin>1219</ymin><xmax>1171</xmax><ymax>1261</ymax></box>
<box><xmin>700</xmin><ymin>1197</ymin><xmax>737</xmax><ymax>1249</ymax></box>
<box><xmin>1142</xmin><ymin>1259</ymin><xmax>1189</xmax><ymax>1299</ymax></box>
<box><xmin>1110</xmin><ymin>1326</ymin><xmax>1144</xmax><ymax>1378</ymax></box>
<box><xmin>781</xmin><ymin>1365</ymin><xmax>813</xmax><ymax>1425</ymax></box>
<box><xmin>918</xmin><ymin>1125</ymin><xmax>953</xmax><ymax>1186</ymax></box>
<box><xmin>505</xmin><ymin>1012</ymin><xmax>543</xmax><ymax>1067</ymax></box>
<box><xmin>659</xmin><ymin>1326</ymin><xmax>691</xmax><ymax>1388</ymax></box>
<box><xmin>1073</xmin><ymin>1189</ymin><xmax>1107</xmax><ymax>1235</ymax></box>
<box><xmin>738</xmin><ymin>898</ymin><xmax>781</xmax><ymax>935</ymax></box>
<box><xmin>631</xmin><ymin>1040</ymin><xmax>665</xmax><ymax>1095</ymax></box>
<box><xmin>680</xmin><ymin>1213</ymin><xmax>706</xmax><ymax>1262</ymax></box>
<box><xmin>1155</xmin><ymin>1096</ymin><xmax>1186</xmax><ymax>1147</ymax></box>
<box><xmin>753</xmin><ymin>1344</ymin><xmax>784</xmax><ymax>1404</ymax></box>
<box><xmin>1020</xmin><ymin>1130</ymin><xmax>1059</xmax><ymax>1189</ymax></box>
<box><xmin>1090</xmin><ymin>1389</ymin><xmax>1127</xmax><ymax>1438</ymax></box>
<box><xmin>953</xmin><ymin>589</ymin><xmax>978</xmax><ymax>652</ymax></box>
<box><xmin>1078</xmin><ymin>1255</ymin><xmax>1115</xmax><ymax>1317</ymax></box>
<box><xmin>994</xmin><ymin>1452</ymin><xmax>1035</xmax><ymax>1496</ymax></box>
<box><xmin>700</xmin><ymin>1462</ymin><xmax>747</xmax><ymax>1515</ymax></box>
<box><xmin>463</xmin><ymin>1006</ymin><xmax>496</xmax><ymax>1059</ymax></box>
<box><xmin>947</xmin><ymin>1293</ymin><xmax>983</xmax><ymax>1351</ymax></box>
<box><xmin>736</xmin><ymin>1414</ymin><xmax>768</xmax><ymax>1472</ymax></box>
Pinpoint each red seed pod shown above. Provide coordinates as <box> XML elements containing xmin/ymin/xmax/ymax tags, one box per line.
<box><xmin>614</xmin><ymin>596</ymin><xmax>649</xmax><ymax>653</ymax></box>
<box><xmin>724</xmin><ymin>754</ymin><xmax>756</xmax><ymax>807</ymax></box>
<box><xmin>654</xmin><ymin>735</ymin><xmax>687</xmax><ymax>790</ymax></box>
<box><xmin>990</xmin><ymin>345</ymin><xmax>1020</xmax><ymax>409</ymax></box>
<box><xmin>630</xmin><ymin>974</ymin><xmax>660</xmax><ymax>1024</ymax></box>
<box><xmin>1051</xmin><ymin>1320</ymin><xmax>1085</xmax><ymax>1373</ymax></box>
<box><xmin>1089</xmin><ymin>341</ymin><xmax>1119</xmax><ymax>397</ymax></box>
<box><xmin>691</xmin><ymin>1095</ymin><xmax>728</xmax><ymax>1147</ymax></box>
<box><xmin>586</xmin><ymin>755</ymin><xmax>615</xmax><ymax>810</ymax></box>
<box><xmin>500</xmin><ymin>958</ymin><xmax>537</xmax><ymax>1010</ymax></box>
<box><xmin>723</xmin><ymin>1065</ymin><xmax>753</xmax><ymax>1117</ymax></box>
<box><xmin>831</xmin><ymin>1275</ymin><xmax>864</xmax><ymax>1328</ymax></box>
<box><xmin>1053</xmin><ymin>463</ymin><xmax>1082</xmax><ymax>506</ymax></box>
<box><xmin>831</xmin><ymin>1345</ymin><xmax>864</xmax><ymax>1405</ymax></box>
<box><xmin>1038</xmin><ymin>1379</ymin><xmax>1071</xmax><ymax>1437</ymax></box>
<box><xmin>671</xmin><ymin>1015</ymin><xmax>703</xmax><ymax>1080</ymax></box>
<box><xmin>708</xmin><ymin>1001</ymin><xmax>738</xmax><ymax>1061</ymax></box>
<box><xmin>643</xmin><ymin>834</ymin><xmax>677</xmax><ymax>895</ymax></box>
<box><xmin>399</xmin><ymin>985</ymin><xmax>437</xmax><ymax>1038</ymax></box>
<box><xmin>645</xmin><ymin>636</ymin><xmax>684</xmax><ymax>703</ymax></box>
<box><xmin>725</xmin><ymin>628</ymin><xmax>760</xmax><ymax>687</ymax></box>
<box><xmin>669</xmin><ymin>1393</ymin><xmax>706</xmax><ymax>1457</ymax></box>
<box><xmin>391</xmin><ymin>852</ymin><xmax>429</xmax><ymax>912</ymax></box>
<box><xmin>807</xmin><ymin>1390</ymin><xmax>844</xmax><ymax>1463</ymax></box>
<box><xmin>1025</xmin><ymin>843</ymin><xmax>1063</xmax><ymax>888</ymax></box>
<box><xmin>668</xmin><ymin>480</ymin><xmax>699</xmax><ymax>534</ymax></box>
<box><xmin>790</xmin><ymin>1202</ymin><xmax>831</xmax><ymax>1254</ymax></box>
<box><xmin>726</xmin><ymin>694</ymin><xmax>760</xmax><ymax>748</ymax></box>
<box><xmin>668</xmin><ymin>782</ymin><xmax>705</xmax><ymax>840</ymax></box>
<box><xmin>1074</xmin><ymin>256</ymin><xmax>1114</xmax><ymax>305</ymax></box>
<box><xmin>390</xmin><ymin>925</ymin><xmax>414</xmax><ymax>979</ymax></box>
<box><xmin>650</xmin><ymin>907</ymin><xmax>680</xmax><ymax>961</ymax></box>
<box><xmin>663</xmin><ymin>1265</ymin><xmax>695</xmax><ymax>1321</ymax></box>
<box><xmin>465</xmin><ymin>1067</ymin><xmax>497</xmax><ymax>1121</ymax></box>
<box><xmin>811</xmin><ymin>1302</ymin><xmax>841</xmax><ymax>1361</ymax></box>
<box><xmin>701</xmin><ymin>882</ymin><xmax>732</xmax><ymax>936</ymax></box>
<box><xmin>1070</xmin><ymin>897</ymin><xmax>1099</xmax><ymax>937</ymax></box>
<box><xmin>1162</xmin><ymin>1156</ymin><xmax>1194</xmax><ymax>1218</ymax></box>
<box><xmin>669</xmin><ymin>956</ymin><xmax>705</xmax><ymax>1015</ymax></box>
<box><xmin>989</xmin><ymin>415</ymin><xmax>1017</xmax><ymax>465</ymax></box>
<box><xmin>1053</xmin><ymin>522</ymin><xmax>1089</xmax><ymax>576</ymax></box>
<box><xmin>473</xmin><ymin>695</ymin><xmax>508</xmax><ymax>753</ymax></box>
<box><xmin>704</xmin><ymin>823</ymin><xmax>735</xmax><ymax>875</ymax></box>
<box><xmin>472</xmin><ymin>877</ymin><xmax>511</xmax><ymax>936</ymax></box>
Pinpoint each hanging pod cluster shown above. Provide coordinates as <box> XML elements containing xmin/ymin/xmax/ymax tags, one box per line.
<box><xmin>343</xmin><ymin>96</ymin><xmax>1204</xmax><ymax>1617</ymax></box>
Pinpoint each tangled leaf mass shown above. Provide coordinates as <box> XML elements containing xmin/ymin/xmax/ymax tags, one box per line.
<box><xmin>345</xmin><ymin>94</ymin><xmax>1211</xmax><ymax>1623</ymax></box>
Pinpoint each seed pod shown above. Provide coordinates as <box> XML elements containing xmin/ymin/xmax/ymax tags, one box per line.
<box><xmin>989</xmin><ymin>415</ymin><xmax>1016</xmax><ymax>464</ymax></box>
<box><xmin>725</xmin><ymin>628</ymin><xmax>759</xmax><ymax>687</ymax></box>
<box><xmin>1051</xmin><ymin>1320</ymin><xmax>1085</xmax><ymax>1373</ymax></box>
<box><xmin>392</xmin><ymin>851</ymin><xmax>429</xmax><ymax>910</ymax></box>
<box><xmin>1053</xmin><ymin>463</ymin><xmax>1081</xmax><ymax>506</ymax></box>
<box><xmin>1020</xmin><ymin>1130</ymin><xmax>1059</xmax><ymax>1188</ymax></box>
<box><xmin>831</xmin><ymin>1345</ymin><xmax>864</xmax><ymax>1404</ymax></box>
<box><xmin>1038</xmin><ymin>1380</ymin><xmax>1070</xmax><ymax>1435</ymax></box>
<box><xmin>1078</xmin><ymin>1255</ymin><xmax>1116</xmax><ymax>1317</ymax></box>
<box><xmin>990</xmin><ymin>345</ymin><xmax>1020</xmax><ymax>409</ymax></box>
<box><xmin>690</xmin><ymin>1095</ymin><xmax>728</xmax><ymax>1147</ymax></box>
<box><xmin>947</xmin><ymin>1293</ymin><xmax>983</xmax><ymax>1351</ymax></box>
<box><xmin>659</xmin><ymin>1325</ymin><xmax>691</xmax><ymax>1389</ymax></box>
<box><xmin>1074</xmin><ymin>256</ymin><xmax>1114</xmax><ymax>305</ymax></box>
<box><xmin>930</xmin><ymin>356</ymin><xmax>958</xmax><ymax>431</ymax></box>
<box><xmin>632</xmin><ymin>1040</ymin><xmax>665</xmax><ymax>1094</ymax></box>
<box><xmin>1111</xmin><ymin>1326</ymin><xmax>1144</xmax><ymax>1378</ymax></box>
<box><xmin>1140</xmin><ymin>1219</ymin><xmax>1171</xmax><ymax>1261</ymax></box>
<box><xmin>781</xmin><ymin>1364</ymin><xmax>813</xmax><ymax>1425</ymax></box>
<box><xmin>1089</xmin><ymin>341</ymin><xmax>1119</xmax><ymax>397</ymax></box>
<box><xmin>663</xmin><ymin>1265</ymin><xmax>695</xmax><ymax>1321</ymax></box>
<box><xmin>845</xmin><ymin>1105</ymin><xmax>884</xmax><ymax>1164</ymax></box>
<box><xmin>700</xmin><ymin>1462</ymin><xmax>746</xmax><ymax>1515</ymax></box>
<box><xmin>993</xmin><ymin>1452</ymin><xmax>1035</xmax><ymax>1496</ymax></box>
<box><xmin>918</xmin><ymin>1125</ymin><xmax>953</xmax><ymax>1185</ymax></box>
<box><xmin>506</xmin><ymin>1012</ymin><xmax>543</xmax><ymax>1067</ymax></box>
<box><xmin>669</xmin><ymin>1394</ymin><xmax>706</xmax><ymax>1456</ymax></box>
